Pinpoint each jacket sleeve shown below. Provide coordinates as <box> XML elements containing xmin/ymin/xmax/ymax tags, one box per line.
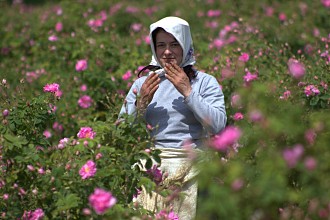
<box><xmin>184</xmin><ymin>75</ymin><xmax>227</xmax><ymax>135</ymax></box>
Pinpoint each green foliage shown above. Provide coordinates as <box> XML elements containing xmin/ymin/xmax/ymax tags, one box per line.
<box><xmin>0</xmin><ymin>83</ymin><xmax>160</xmax><ymax>218</ymax></box>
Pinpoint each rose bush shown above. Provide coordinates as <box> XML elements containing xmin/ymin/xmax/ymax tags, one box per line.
<box><xmin>0</xmin><ymin>0</ymin><xmax>329</xmax><ymax>219</ymax></box>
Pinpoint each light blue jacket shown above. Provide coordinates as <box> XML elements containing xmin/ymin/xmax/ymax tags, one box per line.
<box><xmin>119</xmin><ymin>71</ymin><xmax>227</xmax><ymax>149</ymax></box>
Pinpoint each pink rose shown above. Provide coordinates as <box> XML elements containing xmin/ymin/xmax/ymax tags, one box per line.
<box><xmin>55</xmin><ymin>22</ymin><xmax>63</xmax><ymax>32</ymax></box>
<box><xmin>48</xmin><ymin>35</ymin><xmax>58</xmax><ymax>42</ymax></box>
<box><xmin>211</xmin><ymin>126</ymin><xmax>242</xmax><ymax>152</ymax></box>
<box><xmin>238</xmin><ymin>53</ymin><xmax>250</xmax><ymax>62</ymax></box>
<box><xmin>282</xmin><ymin>144</ymin><xmax>304</xmax><ymax>168</ymax></box>
<box><xmin>2</xmin><ymin>109</ymin><xmax>9</xmax><ymax>117</ymax></box>
<box><xmin>43</xmin><ymin>83</ymin><xmax>60</xmax><ymax>93</ymax></box>
<box><xmin>146</xmin><ymin>165</ymin><xmax>163</xmax><ymax>185</ymax></box>
<box><xmin>78</xmin><ymin>95</ymin><xmax>93</xmax><ymax>109</ymax></box>
<box><xmin>43</xmin><ymin>130</ymin><xmax>52</xmax><ymax>139</ymax></box>
<box><xmin>122</xmin><ymin>70</ymin><xmax>132</xmax><ymax>81</ymax></box>
<box><xmin>79</xmin><ymin>160</ymin><xmax>97</xmax><ymax>179</ymax></box>
<box><xmin>155</xmin><ymin>209</ymin><xmax>179</xmax><ymax>220</ymax></box>
<box><xmin>75</xmin><ymin>59</ymin><xmax>88</xmax><ymax>72</ymax></box>
<box><xmin>304</xmin><ymin>85</ymin><xmax>320</xmax><ymax>97</ymax></box>
<box><xmin>233</xmin><ymin>112</ymin><xmax>244</xmax><ymax>121</ymax></box>
<box><xmin>321</xmin><ymin>0</ymin><xmax>330</xmax><ymax>8</ymax></box>
<box><xmin>243</xmin><ymin>71</ymin><xmax>258</xmax><ymax>82</ymax></box>
<box><xmin>77</xmin><ymin>127</ymin><xmax>96</xmax><ymax>139</ymax></box>
<box><xmin>304</xmin><ymin>157</ymin><xmax>317</xmax><ymax>171</ymax></box>
<box><xmin>89</xmin><ymin>188</ymin><xmax>116</xmax><ymax>214</ymax></box>
<box><xmin>287</xmin><ymin>58</ymin><xmax>305</xmax><ymax>79</ymax></box>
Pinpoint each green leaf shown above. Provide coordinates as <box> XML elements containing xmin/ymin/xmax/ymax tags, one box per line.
<box><xmin>145</xmin><ymin>158</ymin><xmax>152</xmax><ymax>170</ymax></box>
<box><xmin>310</xmin><ymin>96</ymin><xmax>320</xmax><ymax>106</ymax></box>
<box><xmin>54</xmin><ymin>193</ymin><xmax>81</xmax><ymax>213</ymax></box>
<box><xmin>319</xmin><ymin>94</ymin><xmax>330</xmax><ymax>100</ymax></box>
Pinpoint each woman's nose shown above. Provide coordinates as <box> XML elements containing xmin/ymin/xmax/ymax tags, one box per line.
<box><xmin>164</xmin><ymin>46</ymin><xmax>172</xmax><ymax>54</ymax></box>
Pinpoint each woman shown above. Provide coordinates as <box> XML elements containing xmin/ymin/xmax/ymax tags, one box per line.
<box><xmin>119</xmin><ymin>16</ymin><xmax>227</xmax><ymax>219</ymax></box>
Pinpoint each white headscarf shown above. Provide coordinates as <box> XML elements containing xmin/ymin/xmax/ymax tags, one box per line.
<box><xmin>149</xmin><ymin>16</ymin><xmax>196</xmax><ymax>68</ymax></box>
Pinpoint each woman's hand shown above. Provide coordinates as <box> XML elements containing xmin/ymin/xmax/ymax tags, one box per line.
<box><xmin>136</xmin><ymin>72</ymin><xmax>160</xmax><ymax>111</ymax></box>
<box><xmin>164</xmin><ymin>63</ymin><xmax>192</xmax><ymax>98</ymax></box>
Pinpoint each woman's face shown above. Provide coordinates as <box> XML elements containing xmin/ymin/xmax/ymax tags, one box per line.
<box><xmin>155</xmin><ymin>29</ymin><xmax>183</xmax><ymax>67</ymax></box>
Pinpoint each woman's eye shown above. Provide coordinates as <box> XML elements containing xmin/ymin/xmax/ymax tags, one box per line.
<box><xmin>156</xmin><ymin>44</ymin><xmax>165</xmax><ymax>48</ymax></box>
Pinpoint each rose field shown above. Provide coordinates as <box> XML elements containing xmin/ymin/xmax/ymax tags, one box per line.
<box><xmin>0</xmin><ymin>0</ymin><xmax>329</xmax><ymax>219</ymax></box>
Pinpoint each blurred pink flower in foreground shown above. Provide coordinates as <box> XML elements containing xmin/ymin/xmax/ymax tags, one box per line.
<box><xmin>304</xmin><ymin>85</ymin><xmax>320</xmax><ymax>97</ymax></box>
<box><xmin>287</xmin><ymin>58</ymin><xmax>306</xmax><ymax>79</ymax></box>
<box><xmin>321</xmin><ymin>0</ymin><xmax>330</xmax><ymax>8</ymax></box>
<box><xmin>182</xmin><ymin>139</ymin><xmax>197</xmax><ymax>160</ymax></box>
<box><xmin>43</xmin><ymin>83</ymin><xmax>60</xmax><ymax>93</ymax></box>
<box><xmin>155</xmin><ymin>209</ymin><xmax>179</xmax><ymax>220</ymax></box>
<box><xmin>211</xmin><ymin>126</ymin><xmax>242</xmax><ymax>152</ymax></box>
<box><xmin>79</xmin><ymin>160</ymin><xmax>97</xmax><ymax>179</ymax></box>
<box><xmin>77</xmin><ymin>127</ymin><xmax>96</xmax><ymax>139</ymax></box>
<box><xmin>239</xmin><ymin>53</ymin><xmax>250</xmax><ymax>62</ymax></box>
<box><xmin>55</xmin><ymin>22</ymin><xmax>63</xmax><ymax>32</ymax></box>
<box><xmin>89</xmin><ymin>188</ymin><xmax>117</xmax><ymax>215</ymax></box>
<box><xmin>282</xmin><ymin>144</ymin><xmax>304</xmax><ymax>168</ymax></box>
<box><xmin>75</xmin><ymin>59</ymin><xmax>88</xmax><ymax>72</ymax></box>
<box><xmin>78</xmin><ymin>95</ymin><xmax>93</xmax><ymax>109</ymax></box>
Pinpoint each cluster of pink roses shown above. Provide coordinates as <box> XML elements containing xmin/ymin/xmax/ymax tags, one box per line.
<box><xmin>43</xmin><ymin>83</ymin><xmax>62</xmax><ymax>98</ymax></box>
<box><xmin>21</xmin><ymin>208</ymin><xmax>44</xmax><ymax>220</ymax></box>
